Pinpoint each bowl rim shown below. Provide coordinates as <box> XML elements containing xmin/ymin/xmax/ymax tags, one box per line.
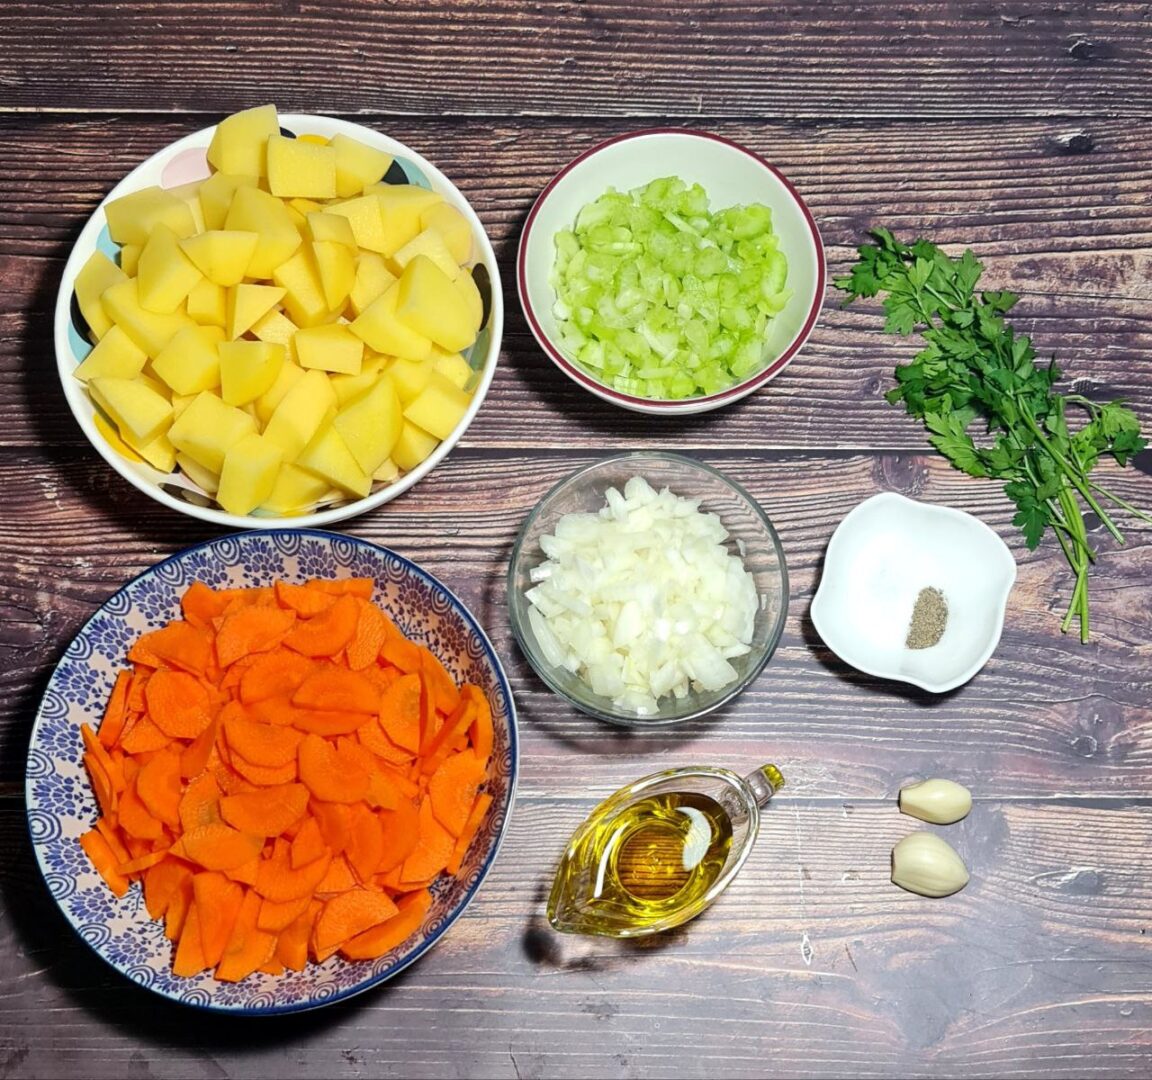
<box><xmin>53</xmin><ymin>112</ymin><xmax>504</xmax><ymax>531</ymax></box>
<box><xmin>26</xmin><ymin>527</ymin><xmax>519</xmax><ymax>1014</ymax></box>
<box><xmin>515</xmin><ymin>127</ymin><xmax>826</xmax><ymax>415</ymax></box>
<box><xmin>810</xmin><ymin>491</ymin><xmax>1018</xmax><ymax>693</ymax></box>
<box><xmin>507</xmin><ymin>450</ymin><xmax>790</xmax><ymax>726</ymax></box>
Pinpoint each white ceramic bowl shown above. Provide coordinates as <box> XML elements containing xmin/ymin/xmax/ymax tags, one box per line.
<box><xmin>55</xmin><ymin>113</ymin><xmax>503</xmax><ymax>529</ymax></box>
<box><xmin>810</xmin><ymin>492</ymin><xmax>1017</xmax><ymax>693</ymax></box>
<box><xmin>517</xmin><ymin>129</ymin><xmax>825</xmax><ymax>415</ymax></box>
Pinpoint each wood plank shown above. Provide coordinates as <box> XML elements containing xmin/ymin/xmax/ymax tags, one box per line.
<box><xmin>3</xmin><ymin>447</ymin><xmax>1149</xmax><ymax>797</ymax></box>
<box><xmin>2</xmin><ymin>2</ymin><xmax>1151</xmax><ymax>118</ymax></box>
<box><xmin>2</xmin><ymin>115</ymin><xmax>1150</xmax><ymax>450</ymax></box>
<box><xmin>2</xmin><ymin>796</ymin><xmax>1150</xmax><ymax>1077</ymax></box>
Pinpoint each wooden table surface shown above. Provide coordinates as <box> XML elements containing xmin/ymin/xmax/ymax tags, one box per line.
<box><xmin>3</xmin><ymin>4</ymin><xmax>1151</xmax><ymax>1077</ymax></box>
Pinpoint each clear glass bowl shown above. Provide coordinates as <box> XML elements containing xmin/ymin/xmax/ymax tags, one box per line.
<box><xmin>507</xmin><ymin>451</ymin><xmax>789</xmax><ymax>726</ymax></box>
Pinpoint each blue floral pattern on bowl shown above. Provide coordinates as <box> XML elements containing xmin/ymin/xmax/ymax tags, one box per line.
<box><xmin>27</xmin><ymin>530</ymin><xmax>518</xmax><ymax>1014</ymax></box>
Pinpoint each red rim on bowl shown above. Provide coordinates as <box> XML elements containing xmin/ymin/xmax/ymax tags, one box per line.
<box><xmin>516</xmin><ymin>128</ymin><xmax>826</xmax><ymax>412</ymax></box>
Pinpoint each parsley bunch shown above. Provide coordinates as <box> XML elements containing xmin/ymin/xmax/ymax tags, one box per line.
<box><xmin>836</xmin><ymin>227</ymin><xmax>1149</xmax><ymax>642</ymax></box>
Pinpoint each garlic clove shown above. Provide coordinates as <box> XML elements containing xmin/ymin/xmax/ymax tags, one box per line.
<box><xmin>898</xmin><ymin>778</ymin><xmax>972</xmax><ymax>825</ymax></box>
<box><xmin>891</xmin><ymin>832</ymin><xmax>970</xmax><ymax>897</ymax></box>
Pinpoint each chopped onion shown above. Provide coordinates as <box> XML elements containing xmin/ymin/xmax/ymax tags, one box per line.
<box><xmin>524</xmin><ymin>476</ymin><xmax>759</xmax><ymax>716</ymax></box>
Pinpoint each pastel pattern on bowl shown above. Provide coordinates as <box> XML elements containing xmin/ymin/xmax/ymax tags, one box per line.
<box><xmin>55</xmin><ymin>114</ymin><xmax>503</xmax><ymax>529</ymax></box>
<box><xmin>27</xmin><ymin>530</ymin><xmax>518</xmax><ymax>1014</ymax></box>
<box><xmin>810</xmin><ymin>492</ymin><xmax>1016</xmax><ymax>693</ymax></box>
<box><xmin>517</xmin><ymin>129</ymin><xmax>825</xmax><ymax>414</ymax></box>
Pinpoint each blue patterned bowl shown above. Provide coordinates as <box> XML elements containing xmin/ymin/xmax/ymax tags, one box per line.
<box><xmin>27</xmin><ymin>530</ymin><xmax>518</xmax><ymax>1013</ymax></box>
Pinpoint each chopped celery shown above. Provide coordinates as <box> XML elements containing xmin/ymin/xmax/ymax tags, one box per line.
<box><xmin>549</xmin><ymin>177</ymin><xmax>790</xmax><ymax>399</ymax></box>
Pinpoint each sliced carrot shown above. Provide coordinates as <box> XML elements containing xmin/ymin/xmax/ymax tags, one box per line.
<box><xmin>298</xmin><ymin>733</ymin><xmax>368</xmax><ymax>803</ymax></box>
<box><xmin>219</xmin><ymin>783</ymin><xmax>309</xmax><ymax>837</ymax></box>
<box><xmin>257</xmin><ymin>893</ymin><xmax>313</xmax><ymax>933</ymax></box>
<box><xmin>172</xmin><ymin>898</ymin><xmax>209</xmax><ymax>977</ymax></box>
<box><xmin>228</xmin><ymin>751</ymin><xmax>298</xmax><ymax>787</ymax></box>
<box><xmin>421</xmin><ymin>647</ymin><xmax>461</xmax><ymax>716</ymax></box>
<box><xmin>467</xmin><ymin>684</ymin><xmax>494</xmax><ymax>765</ymax></box>
<box><xmin>95</xmin><ymin>816</ymin><xmax>131</xmax><ymax>865</ymax></box>
<box><xmin>376</xmin><ymin>798</ymin><xmax>421</xmax><ymax>873</ymax></box>
<box><xmin>180</xmin><ymin>714</ymin><xmax>219</xmax><ymax>779</ymax></box>
<box><xmin>358</xmin><ymin>716</ymin><xmax>415</xmax><ymax>766</ymax></box>
<box><xmin>380</xmin><ymin>635</ymin><xmax>422</xmax><ymax>675</ymax></box>
<box><xmin>189</xmin><ymin>871</ymin><xmax>244</xmax><ymax>967</ymax></box>
<box><xmin>314</xmin><ymin>888</ymin><xmax>399</xmax><ymax>957</ymax></box>
<box><xmin>135</xmin><ymin>747</ymin><xmax>183</xmax><ymax>829</ymax></box>
<box><xmin>178</xmin><ymin>771</ymin><xmax>221</xmax><ymax>831</ymax></box>
<box><xmin>117</xmin><ymin>847</ymin><xmax>170</xmax><ymax>876</ymax></box>
<box><xmin>292</xmin><ymin>666</ymin><xmax>379</xmax><ymax>714</ymax></box>
<box><xmin>244</xmin><ymin>695</ymin><xmax>301</xmax><ymax>727</ymax></box>
<box><xmin>223</xmin><ymin>855</ymin><xmax>261</xmax><ymax>887</ymax></box>
<box><xmin>129</xmin><ymin>621</ymin><xmax>212</xmax><ymax>676</ymax></box>
<box><xmin>311</xmin><ymin>800</ymin><xmax>351</xmax><ymax>855</ymax></box>
<box><xmin>291</xmin><ymin>708</ymin><xmax>372</xmax><ymax>737</ymax></box>
<box><xmin>420</xmin><ymin>694</ymin><xmax>477</xmax><ymax>772</ymax></box>
<box><xmin>338</xmin><ymin>889</ymin><xmax>431</xmax><ymax>961</ymax></box>
<box><xmin>428</xmin><ymin>751</ymin><xmax>488</xmax><ymax>837</ymax></box>
<box><xmin>290</xmin><ymin>817</ymin><xmax>326</xmax><ymax>869</ymax></box>
<box><xmin>283</xmin><ymin>594</ymin><xmax>359</xmax><ymax>658</ymax></box>
<box><xmin>144</xmin><ymin>669</ymin><xmax>214</xmax><ymax>739</ymax></box>
<box><xmin>171</xmin><ymin>822</ymin><xmax>263</xmax><ymax>871</ymax></box>
<box><xmin>379</xmin><ymin>672</ymin><xmax>422</xmax><ymax>754</ymax></box>
<box><xmin>164</xmin><ymin>872</ymin><xmax>195</xmax><ymax>941</ymax></box>
<box><xmin>79</xmin><ymin>828</ymin><xmax>131</xmax><ymax>897</ymax></box>
<box><xmin>181</xmin><ymin>580</ymin><xmax>231</xmax><ymax>627</ymax></box>
<box><xmin>276</xmin><ymin>900</ymin><xmax>320</xmax><ymax>971</ymax></box>
<box><xmin>274</xmin><ymin>579</ymin><xmax>337</xmax><ymax>617</ymax></box>
<box><xmin>142</xmin><ymin>858</ymin><xmax>192</xmax><ymax>920</ymax></box>
<box><xmin>98</xmin><ymin>670</ymin><xmax>132</xmax><ymax>749</ymax></box>
<box><xmin>399</xmin><ymin>800</ymin><xmax>455</xmax><ymax>884</ymax></box>
<box><xmin>446</xmin><ymin>793</ymin><xmax>494</xmax><ymax>876</ymax></box>
<box><xmin>315</xmin><ymin>853</ymin><xmax>358</xmax><ymax>895</ymax></box>
<box><xmin>118</xmin><ymin>784</ymin><xmax>165</xmax><ymax>841</ymax></box>
<box><xmin>126</xmin><ymin>666</ymin><xmax>150</xmax><ymax>713</ymax></box>
<box><xmin>215</xmin><ymin>888</ymin><xmax>277</xmax><ymax>983</ymax></box>
<box><xmin>223</xmin><ymin>710</ymin><xmax>304</xmax><ymax>767</ymax></box>
<box><xmin>238</xmin><ymin>649</ymin><xmax>311</xmax><ymax>704</ymax></box>
<box><xmin>346</xmin><ymin>599</ymin><xmax>392</xmax><ymax>670</ymax></box>
<box><xmin>253</xmin><ymin>846</ymin><xmax>333</xmax><ymax>903</ymax></box>
<box><xmin>215</xmin><ymin>605</ymin><xmax>297</xmax><ymax>668</ymax></box>
<box><xmin>309</xmin><ymin>577</ymin><xmax>374</xmax><ymax>599</ymax></box>
<box><xmin>120</xmin><ymin>715</ymin><xmax>171</xmax><ymax>754</ymax></box>
<box><xmin>83</xmin><ymin>750</ymin><xmax>119</xmax><ymax>820</ymax></box>
<box><xmin>345</xmin><ymin>804</ymin><xmax>386</xmax><ymax>882</ymax></box>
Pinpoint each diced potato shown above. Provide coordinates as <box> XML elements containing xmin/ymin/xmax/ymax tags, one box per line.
<box><xmin>402</xmin><ymin>371</ymin><xmax>472</xmax><ymax>441</ymax></box>
<box><xmin>333</xmin><ymin>373</ymin><xmax>403</xmax><ymax>473</ymax></box>
<box><xmin>311</xmin><ymin>240</ymin><xmax>356</xmax><ymax>310</ymax></box>
<box><xmin>185</xmin><ymin>278</ymin><xmax>227</xmax><ymax>327</ymax></box>
<box><xmin>348</xmin><ymin>252</ymin><xmax>396</xmax><ymax>316</ymax></box>
<box><xmin>119</xmin><ymin>245</ymin><xmax>142</xmax><ymax>277</ymax></box>
<box><xmin>329</xmin><ymin>354</ymin><xmax>388</xmax><ymax>406</ymax></box>
<box><xmin>74</xmin><ymin>251</ymin><xmax>127</xmax><ymax>340</ymax></box>
<box><xmin>287</xmin><ymin>198</ymin><xmax>325</xmax><ymax>221</ymax></box>
<box><xmin>390</xmin><ymin>419</ymin><xmax>441</xmax><ymax>472</ymax></box>
<box><xmin>306</xmin><ymin>211</ymin><xmax>357</xmax><ymax>247</ymax></box>
<box><xmin>89</xmin><ymin>376</ymin><xmax>173</xmax><ymax>445</ymax></box>
<box><xmin>453</xmin><ymin>269</ymin><xmax>485</xmax><ymax>332</ymax></box>
<box><xmin>217</xmin><ymin>432</ymin><xmax>283</xmax><ymax>516</ymax></box>
<box><xmin>373</xmin><ymin>185</ymin><xmax>443</xmax><ymax>256</ymax></box>
<box><xmin>267</xmin><ymin>135</ymin><xmax>338</xmax><ymax>199</ymax></box>
<box><xmin>205</xmin><ymin>104</ymin><xmax>279</xmax><ymax>178</ymax></box>
<box><xmin>166</xmin><ymin>180</ymin><xmax>207</xmax><ymax>235</ymax></box>
<box><xmin>254</xmin><ymin>359</ymin><xmax>306</xmax><ymax>425</ymax></box>
<box><xmin>260</xmin><ymin>463</ymin><xmax>331</xmax><ymax>514</ymax></box>
<box><xmin>420</xmin><ymin>202</ymin><xmax>473</xmax><ymax>265</ymax></box>
<box><xmin>330</xmin><ymin>134</ymin><xmax>394</xmax><ymax>198</ymax></box>
<box><xmin>224</xmin><ymin>186</ymin><xmax>302</xmax><ymax>279</ymax></box>
<box><xmin>219</xmin><ymin>340</ymin><xmax>286</xmax><ymax>406</ymax></box>
<box><xmin>391</xmin><ymin>227</ymin><xmax>460</xmax><ymax>281</ymax></box>
<box><xmin>431</xmin><ymin>348</ymin><xmax>474</xmax><ymax>391</ymax></box>
<box><xmin>372</xmin><ymin>458</ymin><xmax>400</xmax><ymax>484</ymax></box>
<box><xmin>225</xmin><ymin>283</ymin><xmax>285</xmax><ymax>340</ymax></box>
<box><xmin>101</xmin><ymin>278</ymin><xmax>194</xmax><ymax>358</ymax></box>
<box><xmin>151</xmin><ymin>325</ymin><xmax>225</xmax><ymax>395</ymax></box>
<box><xmin>199</xmin><ymin>172</ymin><xmax>259</xmax><ymax>231</ymax></box>
<box><xmin>294</xmin><ymin>324</ymin><xmax>363</xmax><ymax>376</ymax></box>
<box><xmin>171</xmin><ymin>393</ymin><xmax>196</xmax><ymax>419</ymax></box>
<box><xmin>93</xmin><ymin>410</ymin><xmax>144</xmax><ymax>465</ymax></box>
<box><xmin>104</xmin><ymin>186</ymin><xmax>198</xmax><ymax>246</ymax></box>
<box><xmin>176</xmin><ymin>451</ymin><xmax>220</xmax><ymax>494</ymax></box>
<box><xmin>167</xmin><ymin>391</ymin><xmax>258</xmax><ymax>473</ymax></box>
<box><xmin>137</xmin><ymin>224</ymin><xmax>203</xmax><ymax>314</ymax></box>
<box><xmin>250</xmin><ymin>308</ymin><xmax>299</xmax><ymax>349</ymax></box>
<box><xmin>350</xmin><ymin>280</ymin><xmax>433</xmax><ymax>361</ymax></box>
<box><xmin>73</xmin><ymin>325</ymin><xmax>148</xmax><ymax>382</ymax></box>
<box><xmin>119</xmin><ymin>423</ymin><xmax>177</xmax><ymax>473</ymax></box>
<box><xmin>326</xmin><ymin>195</ymin><xmax>388</xmax><ymax>254</ymax></box>
<box><xmin>179</xmin><ymin>230</ymin><xmax>259</xmax><ymax>287</ymax></box>
<box><xmin>386</xmin><ymin>356</ymin><xmax>434</xmax><ymax>405</ymax></box>
<box><xmin>262</xmin><ymin>369</ymin><xmax>336</xmax><ymax>460</ymax></box>
<box><xmin>395</xmin><ymin>255</ymin><xmax>476</xmax><ymax>352</ymax></box>
<box><xmin>271</xmin><ymin>249</ymin><xmax>330</xmax><ymax>328</ymax></box>
<box><xmin>295</xmin><ymin>424</ymin><xmax>371</xmax><ymax>498</ymax></box>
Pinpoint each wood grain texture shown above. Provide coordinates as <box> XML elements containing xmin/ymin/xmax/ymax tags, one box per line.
<box><xmin>2</xmin><ymin>115</ymin><xmax>1151</xmax><ymax>451</ymax></box>
<box><xmin>2</xmin><ymin>2</ymin><xmax>1151</xmax><ymax>119</ymax></box>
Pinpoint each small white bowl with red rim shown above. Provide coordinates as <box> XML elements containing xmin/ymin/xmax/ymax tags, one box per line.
<box><xmin>516</xmin><ymin>129</ymin><xmax>825</xmax><ymax>415</ymax></box>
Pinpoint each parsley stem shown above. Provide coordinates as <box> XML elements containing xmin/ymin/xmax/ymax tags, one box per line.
<box><xmin>1087</xmin><ymin>481</ymin><xmax>1152</xmax><ymax>527</ymax></box>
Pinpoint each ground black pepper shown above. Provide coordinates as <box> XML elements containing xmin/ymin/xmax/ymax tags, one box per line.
<box><xmin>906</xmin><ymin>587</ymin><xmax>948</xmax><ymax>649</ymax></box>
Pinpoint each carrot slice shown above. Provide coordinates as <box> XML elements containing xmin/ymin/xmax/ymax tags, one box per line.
<box><xmin>142</xmin><ymin>859</ymin><xmax>192</xmax><ymax>920</ymax></box>
<box><xmin>310</xmin><ymin>577</ymin><xmax>374</xmax><ymax>599</ymax></box>
<box><xmin>215</xmin><ymin>888</ymin><xmax>277</xmax><ymax>983</ymax></box>
<box><xmin>345</xmin><ymin>804</ymin><xmax>386</xmax><ymax>882</ymax></box>
<box><xmin>380</xmin><ymin>635</ymin><xmax>422</xmax><ymax>674</ymax></box>
<box><xmin>298</xmin><ymin>734</ymin><xmax>368</xmax><ymax>803</ymax></box>
<box><xmin>172</xmin><ymin>899</ymin><xmax>209</xmax><ymax>977</ymax></box>
<box><xmin>274</xmin><ymin>580</ymin><xmax>337</xmax><ymax>617</ymax></box>
<box><xmin>253</xmin><ymin>847</ymin><xmax>333</xmax><ymax>903</ymax></box>
<box><xmin>339</xmin><ymin>889</ymin><xmax>431</xmax><ymax>961</ymax></box>
<box><xmin>135</xmin><ymin>748</ymin><xmax>183</xmax><ymax>829</ymax></box>
<box><xmin>223</xmin><ymin>710</ymin><xmax>304</xmax><ymax>767</ymax></box>
<box><xmin>117</xmin><ymin>847</ymin><xmax>170</xmax><ymax>876</ymax></box>
<box><xmin>118</xmin><ymin>784</ymin><xmax>165</xmax><ymax>841</ymax></box>
<box><xmin>346</xmin><ymin>600</ymin><xmax>392</xmax><ymax>670</ymax></box>
<box><xmin>276</xmin><ymin>900</ymin><xmax>320</xmax><ymax>971</ymax></box>
<box><xmin>314</xmin><ymin>888</ymin><xmax>399</xmax><ymax>957</ymax></box>
<box><xmin>376</xmin><ymin>798</ymin><xmax>421</xmax><ymax>873</ymax></box>
<box><xmin>291</xmin><ymin>708</ymin><xmax>372</xmax><ymax>737</ymax></box>
<box><xmin>215</xmin><ymin>605</ymin><xmax>297</xmax><ymax>668</ymax></box>
<box><xmin>228</xmin><ymin>752</ymin><xmax>298</xmax><ymax>787</ymax></box>
<box><xmin>311</xmin><ymin>800</ymin><xmax>351</xmax><ymax>855</ymax></box>
<box><xmin>421</xmin><ymin>648</ymin><xmax>461</xmax><ymax>716</ymax></box>
<box><xmin>358</xmin><ymin>716</ymin><xmax>415</xmax><ymax>766</ymax></box>
<box><xmin>181</xmin><ymin>580</ymin><xmax>231</xmax><ymax>627</ymax></box>
<box><xmin>120</xmin><ymin>715</ymin><xmax>171</xmax><ymax>754</ymax></box>
<box><xmin>238</xmin><ymin>649</ymin><xmax>311</xmax><ymax>704</ymax></box>
<box><xmin>420</xmin><ymin>694</ymin><xmax>477</xmax><ymax>772</ymax></box>
<box><xmin>257</xmin><ymin>893</ymin><xmax>313</xmax><ymax>933</ymax></box>
<box><xmin>164</xmin><ymin>872</ymin><xmax>195</xmax><ymax>941</ymax></box>
<box><xmin>98</xmin><ymin>670</ymin><xmax>132</xmax><ymax>749</ymax></box>
<box><xmin>446</xmin><ymin>793</ymin><xmax>495</xmax><ymax>876</ymax></box>
<box><xmin>293</xmin><ymin>666</ymin><xmax>379</xmax><ymax>714</ymax></box>
<box><xmin>399</xmin><ymin>800</ymin><xmax>455</xmax><ymax>884</ymax></box>
<box><xmin>379</xmin><ymin>672</ymin><xmax>421</xmax><ymax>754</ymax></box>
<box><xmin>219</xmin><ymin>783</ymin><xmax>309</xmax><ymax>837</ymax></box>
<box><xmin>144</xmin><ymin>669</ymin><xmax>214</xmax><ymax>739</ymax></box>
<box><xmin>130</xmin><ymin>621</ymin><xmax>212</xmax><ymax>676</ymax></box>
<box><xmin>290</xmin><ymin>816</ymin><xmax>326</xmax><ymax>869</ymax></box>
<box><xmin>428</xmin><ymin>751</ymin><xmax>488</xmax><ymax>837</ymax></box>
<box><xmin>79</xmin><ymin>828</ymin><xmax>131</xmax><ymax>897</ymax></box>
<box><xmin>171</xmin><ymin>822</ymin><xmax>263</xmax><ymax>871</ymax></box>
<box><xmin>95</xmin><ymin>816</ymin><xmax>131</xmax><ymax>865</ymax></box>
<box><xmin>283</xmin><ymin>594</ymin><xmax>359</xmax><ymax>658</ymax></box>
<box><xmin>180</xmin><ymin>714</ymin><xmax>219</xmax><ymax>779</ymax></box>
<box><xmin>467</xmin><ymin>684</ymin><xmax>494</xmax><ymax>765</ymax></box>
<box><xmin>189</xmin><ymin>871</ymin><xmax>244</xmax><ymax>967</ymax></box>
<box><xmin>315</xmin><ymin>853</ymin><xmax>358</xmax><ymax>895</ymax></box>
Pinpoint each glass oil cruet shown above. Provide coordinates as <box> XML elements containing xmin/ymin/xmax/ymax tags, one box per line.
<box><xmin>547</xmin><ymin>763</ymin><xmax>785</xmax><ymax>938</ymax></box>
